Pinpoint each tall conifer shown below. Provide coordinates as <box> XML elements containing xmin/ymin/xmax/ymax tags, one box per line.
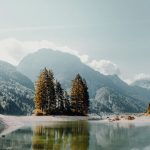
<box><xmin>34</xmin><ymin>69</ymin><xmax>47</xmax><ymax>113</ymax></box>
<box><xmin>64</xmin><ymin>90</ymin><xmax>70</xmax><ymax>114</ymax></box>
<box><xmin>55</xmin><ymin>81</ymin><xmax>64</xmax><ymax>114</ymax></box>
<box><xmin>83</xmin><ymin>79</ymin><xmax>89</xmax><ymax>115</ymax></box>
<box><xmin>47</xmin><ymin>70</ymin><xmax>56</xmax><ymax>114</ymax></box>
<box><xmin>34</xmin><ymin>68</ymin><xmax>55</xmax><ymax>115</ymax></box>
<box><xmin>71</xmin><ymin>74</ymin><xmax>85</xmax><ymax>115</ymax></box>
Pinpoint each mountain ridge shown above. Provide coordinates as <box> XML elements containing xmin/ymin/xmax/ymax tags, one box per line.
<box><xmin>0</xmin><ymin>60</ymin><xmax>34</xmax><ymax>115</ymax></box>
<box><xmin>131</xmin><ymin>79</ymin><xmax>150</xmax><ymax>90</ymax></box>
<box><xmin>17</xmin><ymin>49</ymin><xmax>150</xmax><ymax>113</ymax></box>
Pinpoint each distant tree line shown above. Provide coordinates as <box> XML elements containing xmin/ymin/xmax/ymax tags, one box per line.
<box><xmin>34</xmin><ymin>68</ymin><xmax>89</xmax><ymax>116</ymax></box>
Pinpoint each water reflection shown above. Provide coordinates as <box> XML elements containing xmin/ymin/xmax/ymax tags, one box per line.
<box><xmin>89</xmin><ymin>122</ymin><xmax>150</xmax><ymax>150</ymax></box>
<box><xmin>32</xmin><ymin>121</ymin><xmax>89</xmax><ymax>150</ymax></box>
<box><xmin>1</xmin><ymin>121</ymin><xmax>150</xmax><ymax>150</ymax></box>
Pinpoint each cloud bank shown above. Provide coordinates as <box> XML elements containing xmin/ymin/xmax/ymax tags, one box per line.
<box><xmin>134</xmin><ymin>73</ymin><xmax>150</xmax><ymax>81</ymax></box>
<box><xmin>89</xmin><ymin>59</ymin><xmax>120</xmax><ymax>75</ymax></box>
<box><xmin>0</xmin><ymin>38</ymin><xmax>120</xmax><ymax>76</ymax></box>
<box><xmin>123</xmin><ymin>73</ymin><xmax>150</xmax><ymax>84</ymax></box>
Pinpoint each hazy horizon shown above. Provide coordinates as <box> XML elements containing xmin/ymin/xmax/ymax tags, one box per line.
<box><xmin>0</xmin><ymin>0</ymin><xmax>150</xmax><ymax>83</ymax></box>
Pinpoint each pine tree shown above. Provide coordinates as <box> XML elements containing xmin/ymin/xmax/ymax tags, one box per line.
<box><xmin>55</xmin><ymin>81</ymin><xmax>64</xmax><ymax>114</ymax></box>
<box><xmin>47</xmin><ymin>70</ymin><xmax>56</xmax><ymax>114</ymax></box>
<box><xmin>71</xmin><ymin>74</ymin><xmax>89</xmax><ymax>115</ymax></box>
<box><xmin>71</xmin><ymin>74</ymin><xmax>85</xmax><ymax>115</ymax></box>
<box><xmin>64</xmin><ymin>90</ymin><xmax>70</xmax><ymax>114</ymax></box>
<box><xmin>83</xmin><ymin>79</ymin><xmax>89</xmax><ymax>115</ymax></box>
<box><xmin>41</xmin><ymin>68</ymin><xmax>49</xmax><ymax>113</ymax></box>
<box><xmin>34</xmin><ymin>68</ymin><xmax>48</xmax><ymax>114</ymax></box>
<box><xmin>34</xmin><ymin>74</ymin><xmax>43</xmax><ymax>111</ymax></box>
<box><xmin>34</xmin><ymin>68</ymin><xmax>56</xmax><ymax>115</ymax></box>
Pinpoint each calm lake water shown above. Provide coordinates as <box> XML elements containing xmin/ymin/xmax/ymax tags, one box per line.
<box><xmin>0</xmin><ymin>121</ymin><xmax>150</xmax><ymax>150</ymax></box>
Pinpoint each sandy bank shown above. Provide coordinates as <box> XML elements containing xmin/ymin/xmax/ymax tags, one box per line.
<box><xmin>1</xmin><ymin>114</ymin><xmax>150</xmax><ymax>136</ymax></box>
<box><xmin>0</xmin><ymin>115</ymin><xmax>89</xmax><ymax>127</ymax></box>
<box><xmin>0</xmin><ymin>115</ymin><xmax>89</xmax><ymax>136</ymax></box>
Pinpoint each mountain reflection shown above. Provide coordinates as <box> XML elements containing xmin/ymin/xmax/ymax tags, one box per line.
<box><xmin>89</xmin><ymin>122</ymin><xmax>150</xmax><ymax>150</ymax></box>
<box><xmin>32</xmin><ymin>121</ymin><xmax>89</xmax><ymax>150</ymax></box>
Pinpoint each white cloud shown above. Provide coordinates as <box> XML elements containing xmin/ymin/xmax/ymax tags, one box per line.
<box><xmin>123</xmin><ymin>73</ymin><xmax>150</xmax><ymax>85</ymax></box>
<box><xmin>89</xmin><ymin>59</ymin><xmax>120</xmax><ymax>75</ymax></box>
<box><xmin>0</xmin><ymin>38</ymin><xmax>88</xmax><ymax>65</ymax></box>
<box><xmin>134</xmin><ymin>73</ymin><xmax>150</xmax><ymax>81</ymax></box>
<box><xmin>0</xmin><ymin>38</ymin><xmax>120</xmax><ymax>77</ymax></box>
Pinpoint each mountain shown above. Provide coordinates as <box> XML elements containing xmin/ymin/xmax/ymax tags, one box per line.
<box><xmin>17</xmin><ymin>49</ymin><xmax>116</xmax><ymax>98</ymax></box>
<box><xmin>90</xmin><ymin>87</ymin><xmax>146</xmax><ymax>114</ymax></box>
<box><xmin>17</xmin><ymin>49</ymin><xmax>150</xmax><ymax>113</ymax></box>
<box><xmin>107</xmin><ymin>75</ymin><xmax>150</xmax><ymax>104</ymax></box>
<box><xmin>0</xmin><ymin>60</ymin><xmax>34</xmax><ymax>115</ymax></box>
<box><xmin>131</xmin><ymin>79</ymin><xmax>150</xmax><ymax>90</ymax></box>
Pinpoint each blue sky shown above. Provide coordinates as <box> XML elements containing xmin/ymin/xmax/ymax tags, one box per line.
<box><xmin>0</xmin><ymin>0</ymin><xmax>150</xmax><ymax>83</ymax></box>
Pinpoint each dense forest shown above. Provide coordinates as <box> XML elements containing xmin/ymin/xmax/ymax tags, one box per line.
<box><xmin>34</xmin><ymin>68</ymin><xmax>89</xmax><ymax>116</ymax></box>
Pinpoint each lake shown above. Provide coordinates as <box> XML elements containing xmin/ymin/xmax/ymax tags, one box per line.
<box><xmin>0</xmin><ymin>121</ymin><xmax>150</xmax><ymax>150</ymax></box>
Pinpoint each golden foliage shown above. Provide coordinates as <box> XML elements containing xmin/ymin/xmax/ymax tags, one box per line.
<box><xmin>71</xmin><ymin>74</ymin><xmax>89</xmax><ymax>115</ymax></box>
<box><xmin>145</xmin><ymin>103</ymin><xmax>150</xmax><ymax>116</ymax></box>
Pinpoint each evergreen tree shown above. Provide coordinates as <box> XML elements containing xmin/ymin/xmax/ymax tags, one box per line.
<box><xmin>83</xmin><ymin>79</ymin><xmax>89</xmax><ymax>115</ymax></box>
<box><xmin>34</xmin><ymin>68</ymin><xmax>47</xmax><ymax>114</ymax></box>
<box><xmin>64</xmin><ymin>90</ymin><xmax>70</xmax><ymax>114</ymax></box>
<box><xmin>71</xmin><ymin>74</ymin><xmax>85</xmax><ymax>115</ymax></box>
<box><xmin>47</xmin><ymin>70</ymin><xmax>56</xmax><ymax>114</ymax></box>
<box><xmin>34</xmin><ymin>68</ymin><xmax>56</xmax><ymax>115</ymax></box>
<box><xmin>71</xmin><ymin>74</ymin><xmax>89</xmax><ymax>115</ymax></box>
<box><xmin>55</xmin><ymin>80</ymin><xmax>64</xmax><ymax>114</ymax></box>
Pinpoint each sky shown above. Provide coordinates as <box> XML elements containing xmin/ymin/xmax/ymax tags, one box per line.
<box><xmin>0</xmin><ymin>0</ymin><xmax>150</xmax><ymax>83</ymax></box>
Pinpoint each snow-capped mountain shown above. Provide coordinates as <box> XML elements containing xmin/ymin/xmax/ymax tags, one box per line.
<box><xmin>0</xmin><ymin>60</ymin><xmax>34</xmax><ymax>115</ymax></box>
<box><xmin>90</xmin><ymin>87</ymin><xmax>146</xmax><ymax>114</ymax></box>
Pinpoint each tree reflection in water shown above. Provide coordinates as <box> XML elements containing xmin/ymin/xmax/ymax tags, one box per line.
<box><xmin>1</xmin><ymin>122</ymin><xmax>150</xmax><ymax>150</ymax></box>
<box><xmin>32</xmin><ymin>121</ymin><xmax>89</xmax><ymax>150</ymax></box>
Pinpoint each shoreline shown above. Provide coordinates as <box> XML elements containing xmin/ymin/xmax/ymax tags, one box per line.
<box><xmin>1</xmin><ymin>114</ymin><xmax>150</xmax><ymax>136</ymax></box>
<box><xmin>0</xmin><ymin>115</ymin><xmax>90</xmax><ymax>136</ymax></box>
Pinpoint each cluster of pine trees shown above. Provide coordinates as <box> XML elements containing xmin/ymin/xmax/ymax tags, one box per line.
<box><xmin>34</xmin><ymin>68</ymin><xmax>89</xmax><ymax>116</ymax></box>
